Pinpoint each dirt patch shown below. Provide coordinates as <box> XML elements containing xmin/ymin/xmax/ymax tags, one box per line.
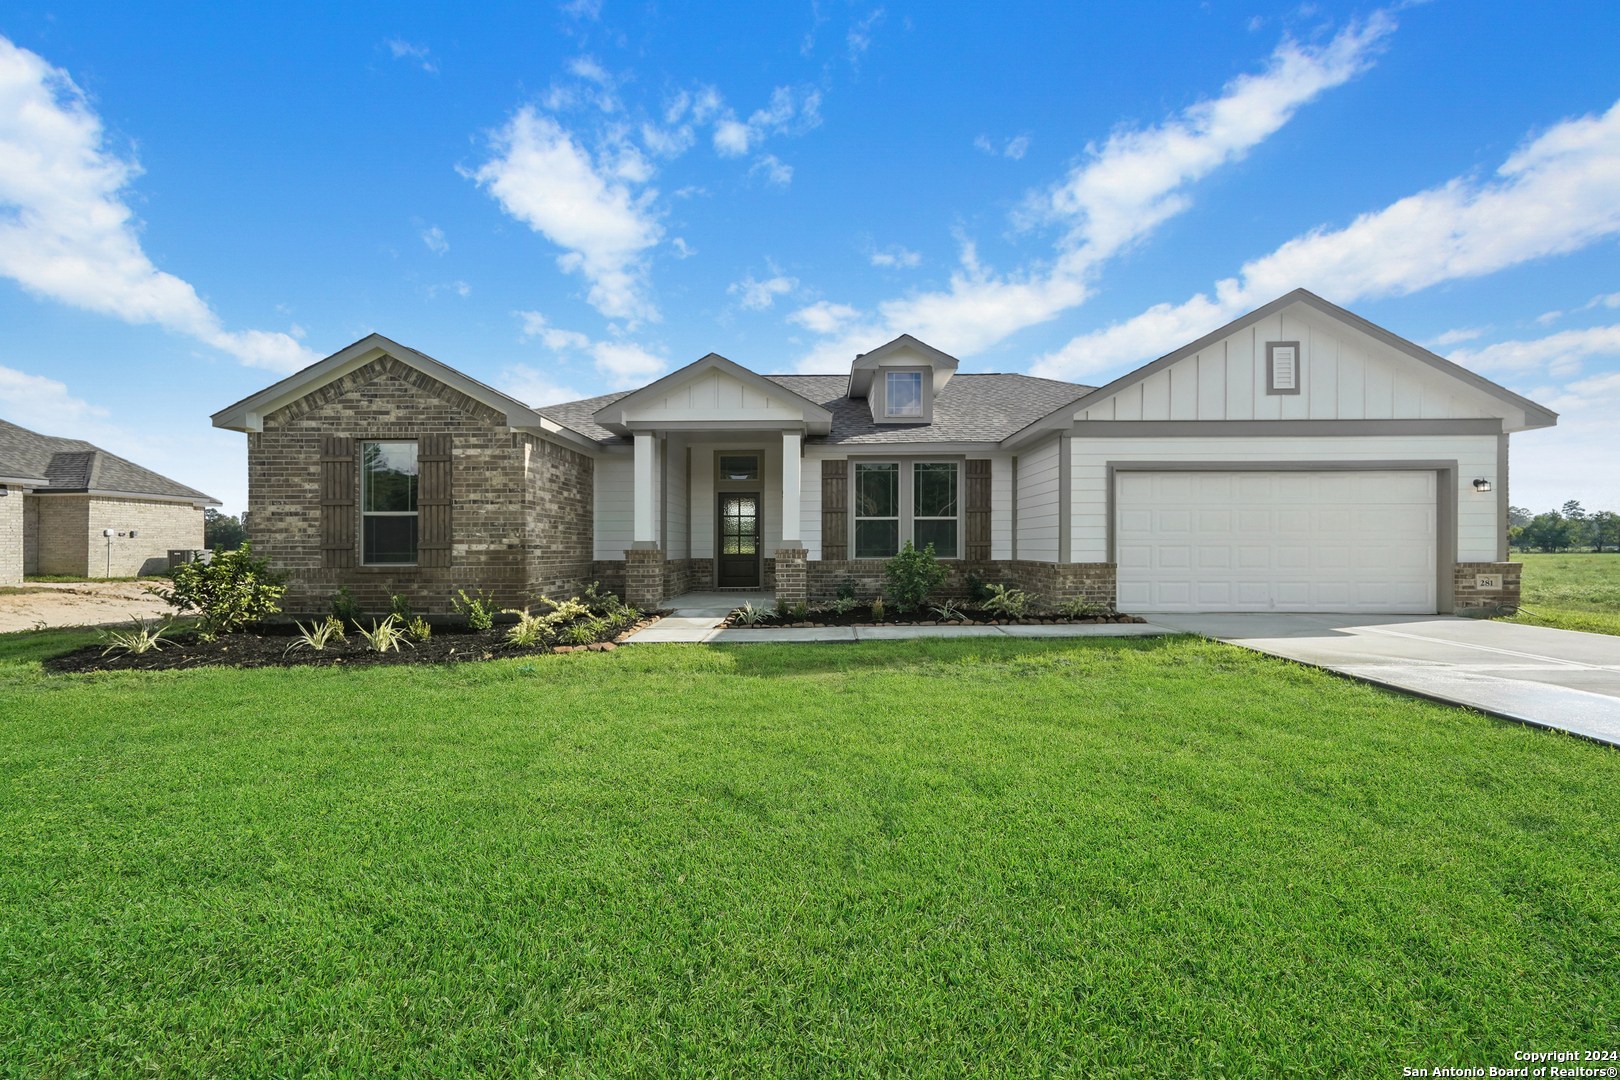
<box><xmin>0</xmin><ymin>580</ymin><xmax>176</xmax><ymax>634</ymax></box>
<box><xmin>45</xmin><ymin>613</ymin><xmax>666</xmax><ymax>673</ymax></box>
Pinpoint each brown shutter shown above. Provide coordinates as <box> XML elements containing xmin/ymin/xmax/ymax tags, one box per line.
<box><xmin>821</xmin><ymin>458</ymin><xmax>847</xmax><ymax>561</ymax></box>
<box><xmin>417</xmin><ymin>434</ymin><xmax>452</xmax><ymax>568</ymax></box>
<box><xmin>965</xmin><ymin>459</ymin><xmax>991</xmax><ymax>562</ymax></box>
<box><xmin>320</xmin><ymin>437</ymin><xmax>356</xmax><ymax>568</ymax></box>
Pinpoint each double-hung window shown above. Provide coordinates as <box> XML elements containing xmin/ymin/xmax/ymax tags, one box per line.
<box><xmin>852</xmin><ymin>460</ymin><xmax>959</xmax><ymax>559</ymax></box>
<box><xmin>362</xmin><ymin>441</ymin><xmax>418</xmax><ymax>564</ymax></box>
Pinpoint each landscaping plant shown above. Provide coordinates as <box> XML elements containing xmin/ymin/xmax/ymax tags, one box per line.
<box><xmin>97</xmin><ymin>617</ymin><xmax>174</xmax><ymax>656</ymax></box>
<box><xmin>883</xmin><ymin>541</ymin><xmax>949</xmax><ymax>612</ymax></box>
<box><xmin>930</xmin><ymin>599</ymin><xmax>965</xmax><ymax>622</ymax></box>
<box><xmin>453</xmin><ymin>588</ymin><xmax>499</xmax><ymax>630</ymax></box>
<box><xmin>505</xmin><ymin>610</ymin><xmax>551</xmax><ymax>648</ymax></box>
<box><xmin>405</xmin><ymin>616</ymin><xmax>432</xmax><ymax>642</ymax></box>
<box><xmin>582</xmin><ymin>581</ymin><xmax>626</xmax><ymax>616</ymax></box>
<box><xmin>1057</xmin><ymin>597</ymin><xmax>1110</xmax><ymax>619</ymax></box>
<box><xmin>388</xmin><ymin>594</ymin><xmax>414</xmax><ymax>621</ymax></box>
<box><xmin>357</xmin><ymin>615</ymin><xmax>409</xmax><ymax>653</ymax></box>
<box><xmin>963</xmin><ymin>570</ymin><xmax>993</xmax><ymax>603</ymax></box>
<box><xmin>285</xmin><ymin>616</ymin><xmax>346</xmax><ymax>654</ymax></box>
<box><xmin>791</xmin><ymin>601</ymin><xmax>810</xmax><ymax>621</ymax></box>
<box><xmin>981</xmin><ymin>582</ymin><xmax>1034</xmax><ymax>618</ymax></box>
<box><xmin>870</xmin><ymin>596</ymin><xmax>886</xmax><ymax>621</ymax></box>
<box><xmin>829</xmin><ymin>595</ymin><xmax>859</xmax><ymax>615</ymax></box>
<box><xmin>733</xmin><ymin>602</ymin><xmax>767</xmax><ymax>625</ymax></box>
<box><xmin>837</xmin><ymin>577</ymin><xmax>858</xmax><ymax>602</ymax></box>
<box><xmin>330</xmin><ymin>586</ymin><xmax>361</xmax><ymax>624</ymax></box>
<box><xmin>145</xmin><ymin>541</ymin><xmax>287</xmax><ymax>640</ymax></box>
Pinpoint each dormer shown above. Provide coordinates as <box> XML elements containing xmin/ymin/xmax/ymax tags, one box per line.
<box><xmin>846</xmin><ymin>335</ymin><xmax>960</xmax><ymax>425</ymax></box>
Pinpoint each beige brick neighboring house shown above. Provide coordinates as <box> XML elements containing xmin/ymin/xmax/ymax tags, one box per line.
<box><xmin>0</xmin><ymin>419</ymin><xmax>216</xmax><ymax>582</ymax></box>
<box><xmin>215</xmin><ymin>292</ymin><xmax>1555</xmax><ymax>616</ymax></box>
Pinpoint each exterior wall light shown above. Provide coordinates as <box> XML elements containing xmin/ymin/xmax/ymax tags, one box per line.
<box><xmin>1473</xmin><ymin>479</ymin><xmax>1493</xmax><ymax>492</ymax></box>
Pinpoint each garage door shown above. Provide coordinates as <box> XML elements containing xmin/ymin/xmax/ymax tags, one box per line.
<box><xmin>1115</xmin><ymin>470</ymin><xmax>1437</xmax><ymax>614</ymax></box>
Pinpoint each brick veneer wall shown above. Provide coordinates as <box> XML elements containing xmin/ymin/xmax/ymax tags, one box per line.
<box><xmin>773</xmin><ymin>548</ymin><xmax>808</xmax><ymax>605</ymax></box>
<box><xmin>1452</xmin><ymin>561</ymin><xmax>1522</xmax><ymax>615</ymax></box>
<box><xmin>32</xmin><ymin>495</ymin><xmax>89</xmax><ymax>577</ymax></box>
<box><xmin>86</xmin><ymin>498</ymin><xmax>204</xmax><ymax>577</ymax></box>
<box><xmin>249</xmin><ymin>355</ymin><xmax>590</xmax><ymax>614</ymax></box>
<box><xmin>623</xmin><ymin>548</ymin><xmax>666</xmax><ymax>610</ymax></box>
<box><xmin>0</xmin><ymin>488</ymin><xmax>22</xmax><ymax>584</ymax></box>
<box><xmin>806</xmin><ymin>559</ymin><xmax>1118</xmax><ymax>608</ymax></box>
<box><xmin>21</xmin><ymin>494</ymin><xmax>39</xmax><ymax>576</ymax></box>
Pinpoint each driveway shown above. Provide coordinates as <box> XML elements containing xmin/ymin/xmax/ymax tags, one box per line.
<box><xmin>1149</xmin><ymin>613</ymin><xmax>1620</xmax><ymax>747</ymax></box>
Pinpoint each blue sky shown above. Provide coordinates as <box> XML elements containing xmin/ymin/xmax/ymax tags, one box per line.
<box><xmin>1</xmin><ymin>1</ymin><xmax>1617</xmax><ymax>515</ymax></box>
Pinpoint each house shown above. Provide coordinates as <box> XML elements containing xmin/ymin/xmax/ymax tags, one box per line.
<box><xmin>210</xmin><ymin>289</ymin><xmax>1554</xmax><ymax>616</ymax></box>
<box><xmin>0</xmin><ymin>419</ymin><xmax>218</xmax><ymax>584</ymax></box>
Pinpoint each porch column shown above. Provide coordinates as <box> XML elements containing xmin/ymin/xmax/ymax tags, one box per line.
<box><xmin>780</xmin><ymin>431</ymin><xmax>801</xmax><ymax>544</ymax></box>
<box><xmin>632</xmin><ymin>432</ymin><xmax>658</xmax><ymax>548</ymax></box>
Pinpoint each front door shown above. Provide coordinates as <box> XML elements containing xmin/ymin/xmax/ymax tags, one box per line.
<box><xmin>718</xmin><ymin>493</ymin><xmax>761</xmax><ymax>587</ymax></box>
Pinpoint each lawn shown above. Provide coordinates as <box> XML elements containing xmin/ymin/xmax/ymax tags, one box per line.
<box><xmin>0</xmin><ymin>632</ymin><xmax>1615</xmax><ymax>1077</ymax></box>
<box><xmin>1502</xmin><ymin>551</ymin><xmax>1620</xmax><ymax>635</ymax></box>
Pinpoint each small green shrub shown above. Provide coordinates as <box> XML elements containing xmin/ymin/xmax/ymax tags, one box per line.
<box><xmin>883</xmin><ymin>541</ymin><xmax>949</xmax><ymax>612</ymax></box>
<box><xmin>774</xmin><ymin>596</ymin><xmax>790</xmax><ymax>619</ymax></box>
<box><xmin>562</xmin><ymin>619</ymin><xmax>602</xmax><ymax>645</ymax></box>
<box><xmin>388</xmin><ymin>594</ymin><xmax>414</xmax><ymax>621</ymax></box>
<box><xmin>145</xmin><ymin>541</ymin><xmax>287</xmax><ymax>640</ymax></box>
<box><xmin>453</xmin><ymin>588</ymin><xmax>498</xmax><ymax>630</ymax></box>
<box><xmin>543</xmin><ymin>599</ymin><xmax>591</xmax><ymax>627</ymax></box>
<box><xmin>406</xmin><ymin>616</ymin><xmax>432</xmax><ymax>642</ymax></box>
<box><xmin>836</xmin><ymin>577</ymin><xmax>858</xmax><ymax>602</ymax></box>
<box><xmin>981</xmin><ymin>583</ymin><xmax>1034</xmax><ymax>619</ymax></box>
<box><xmin>286</xmin><ymin>616</ymin><xmax>346</xmax><ymax>654</ymax></box>
<box><xmin>357</xmin><ymin>615</ymin><xmax>408</xmax><ymax>653</ymax></box>
<box><xmin>964</xmin><ymin>571</ymin><xmax>993</xmax><ymax>604</ymax></box>
<box><xmin>791</xmin><ymin>601</ymin><xmax>810</xmax><ymax>621</ymax></box>
<box><xmin>829</xmin><ymin>595</ymin><xmax>858</xmax><ymax>615</ymax></box>
<box><xmin>582</xmin><ymin>581</ymin><xmax>626</xmax><ymax>616</ymax></box>
<box><xmin>734</xmin><ymin>602</ymin><xmax>767</xmax><ymax>625</ymax></box>
<box><xmin>1057</xmin><ymin>598</ymin><xmax>1109</xmax><ymax>619</ymax></box>
<box><xmin>870</xmin><ymin>597</ymin><xmax>886</xmax><ymax>621</ymax></box>
<box><xmin>330</xmin><ymin>586</ymin><xmax>361</xmax><ymax>624</ymax></box>
<box><xmin>98</xmin><ymin>617</ymin><xmax>175</xmax><ymax>656</ymax></box>
<box><xmin>506</xmin><ymin>610</ymin><xmax>551</xmax><ymax>648</ymax></box>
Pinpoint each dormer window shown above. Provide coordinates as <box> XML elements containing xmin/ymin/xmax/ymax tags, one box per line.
<box><xmin>886</xmin><ymin>371</ymin><xmax>923</xmax><ymax>417</ymax></box>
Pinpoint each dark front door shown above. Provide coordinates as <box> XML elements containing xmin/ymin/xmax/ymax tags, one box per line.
<box><xmin>718</xmin><ymin>493</ymin><xmax>761</xmax><ymax>587</ymax></box>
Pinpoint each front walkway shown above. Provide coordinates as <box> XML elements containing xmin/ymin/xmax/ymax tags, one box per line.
<box><xmin>1150</xmin><ymin>613</ymin><xmax>1620</xmax><ymax>748</ymax></box>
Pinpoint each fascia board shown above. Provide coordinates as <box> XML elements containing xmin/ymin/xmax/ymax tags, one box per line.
<box><xmin>0</xmin><ymin>473</ymin><xmax>48</xmax><ymax>485</ymax></box>
<box><xmin>593</xmin><ymin>353</ymin><xmax>834</xmax><ymax>428</ymax></box>
<box><xmin>808</xmin><ymin>440</ymin><xmax>1007</xmax><ymax>456</ymax></box>
<box><xmin>35</xmin><ymin>487</ymin><xmax>221</xmax><ymax>506</ymax></box>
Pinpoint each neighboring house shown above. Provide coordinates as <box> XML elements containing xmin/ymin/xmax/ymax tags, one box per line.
<box><xmin>211</xmin><ymin>289</ymin><xmax>1555</xmax><ymax>616</ymax></box>
<box><xmin>0</xmin><ymin>419</ymin><xmax>218</xmax><ymax>584</ymax></box>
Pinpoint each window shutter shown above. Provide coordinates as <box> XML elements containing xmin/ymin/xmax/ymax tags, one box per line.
<box><xmin>320</xmin><ymin>436</ymin><xmax>356</xmax><ymax>568</ymax></box>
<box><xmin>821</xmin><ymin>459</ymin><xmax>847</xmax><ymax>561</ymax></box>
<box><xmin>965</xmin><ymin>459</ymin><xmax>992</xmax><ymax>561</ymax></box>
<box><xmin>417</xmin><ymin>433</ymin><xmax>453</xmax><ymax>568</ymax></box>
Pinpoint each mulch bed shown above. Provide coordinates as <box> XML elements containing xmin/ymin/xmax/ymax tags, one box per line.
<box><xmin>723</xmin><ymin>605</ymin><xmax>1147</xmax><ymax>629</ymax></box>
<box><xmin>45</xmin><ymin>614</ymin><xmax>666</xmax><ymax>674</ymax></box>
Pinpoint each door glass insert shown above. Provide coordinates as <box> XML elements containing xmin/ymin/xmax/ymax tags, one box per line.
<box><xmin>720</xmin><ymin>495</ymin><xmax>759</xmax><ymax>555</ymax></box>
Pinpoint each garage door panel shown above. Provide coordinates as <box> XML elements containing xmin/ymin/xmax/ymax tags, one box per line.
<box><xmin>1117</xmin><ymin>469</ymin><xmax>1437</xmax><ymax>614</ymax></box>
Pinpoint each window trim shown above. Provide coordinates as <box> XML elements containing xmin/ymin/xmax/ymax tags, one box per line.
<box><xmin>847</xmin><ymin>456</ymin><xmax>964</xmax><ymax>560</ymax></box>
<box><xmin>713</xmin><ymin>448</ymin><xmax>766</xmax><ymax>489</ymax></box>
<box><xmin>360</xmin><ymin>439</ymin><xmax>420</xmax><ymax>566</ymax></box>
<box><xmin>1266</xmin><ymin>340</ymin><xmax>1302</xmax><ymax>396</ymax></box>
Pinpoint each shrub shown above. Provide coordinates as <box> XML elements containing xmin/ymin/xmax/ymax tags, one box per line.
<box><xmin>883</xmin><ymin>541</ymin><xmax>949</xmax><ymax>612</ymax></box>
<box><xmin>146</xmin><ymin>541</ymin><xmax>286</xmax><ymax>640</ymax></box>
<box><xmin>286</xmin><ymin>616</ymin><xmax>346</xmax><ymax>654</ymax></box>
<box><xmin>981</xmin><ymin>583</ymin><xmax>1033</xmax><ymax>619</ymax></box>
<box><xmin>963</xmin><ymin>571</ymin><xmax>993</xmax><ymax>604</ymax></box>
<box><xmin>388</xmin><ymin>594</ymin><xmax>414</xmax><ymax>621</ymax></box>
<box><xmin>562</xmin><ymin>619</ymin><xmax>602</xmax><ymax>645</ymax></box>
<box><xmin>506</xmin><ymin>610</ymin><xmax>551</xmax><ymax>648</ymax></box>
<box><xmin>775</xmin><ymin>596</ymin><xmax>791</xmax><ymax>619</ymax></box>
<box><xmin>357</xmin><ymin>615</ymin><xmax>408</xmax><ymax>653</ymax></box>
<box><xmin>930</xmin><ymin>599</ymin><xmax>965</xmax><ymax>621</ymax></box>
<box><xmin>734</xmin><ymin>602</ymin><xmax>767</xmax><ymax>625</ymax></box>
<box><xmin>543</xmin><ymin>599</ymin><xmax>591</xmax><ymax>627</ymax></box>
<box><xmin>1057</xmin><ymin>598</ymin><xmax>1109</xmax><ymax>619</ymax></box>
<box><xmin>406</xmin><ymin>616</ymin><xmax>432</xmax><ymax>642</ymax></box>
<box><xmin>870</xmin><ymin>596</ymin><xmax>886</xmax><ymax>621</ymax></box>
<box><xmin>582</xmin><ymin>581</ymin><xmax>626</xmax><ymax>616</ymax></box>
<box><xmin>98</xmin><ymin>617</ymin><xmax>175</xmax><ymax>656</ymax></box>
<box><xmin>453</xmin><ymin>588</ymin><xmax>498</xmax><ymax>630</ymax></box>
<box><xmin>829</xmin><ymin>595</ymin><xmax>858</xmax><ymax>615</ymax></box>
<box><xmin>330</xmin><ymin>587</ymin><xmax>361</xmax><ymax>624</ymax></box>
<box><xmin>791</xmin><ymin>601</ymin><xmax>810</xmax><ymax>621</ymax></box>
<box><xmin>836</xmin><ymin>577</ymin><xmax>858</xmax><ymax>602</ymax></box>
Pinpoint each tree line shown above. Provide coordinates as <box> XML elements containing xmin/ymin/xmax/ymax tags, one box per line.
<box><xmin>1509</xmin><ymin>501</ymin><xmax>1620</xmax><ymax>553</ymax></box>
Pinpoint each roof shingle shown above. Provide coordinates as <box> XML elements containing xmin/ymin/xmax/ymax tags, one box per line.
<box><xmin>0</xmin><ymin>418</ymin><xmax>218</xmax><ymax>503</ymax></box>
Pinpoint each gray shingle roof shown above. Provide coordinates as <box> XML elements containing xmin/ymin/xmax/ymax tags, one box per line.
<box><xmin>534</xmin><ymin>373</ymin><xmax>1093</xmax><ymax>446</ymax></box>
<box><xmin>0</xmin><ymin>418</ymin><xmax>218</xmax><ymax>503</ymax></box>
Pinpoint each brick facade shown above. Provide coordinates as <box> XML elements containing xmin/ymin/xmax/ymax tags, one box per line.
<box><xmin>806</xmin><ymin>558</ymin><xmax>1118</xmax><ymax>609</ymax></box>
<box><xmin>623</xmin><ymin>548</ymin><xmax>666</xmax><ymax>610</ymax></box>
<box><xmin>0</xmin><ymin>487</ymin><xmax>22</xmax><ymax>584</ymax></box>
<box><xmin>248</xmin><ymin>355</ymin><xmax>594</xmax><ymax>614</ymax></box>
<box><xmin>1452</xmin><ymin>561</ymin><xmax>1523</xmax><ymax>616</ymax></box>
<box><xmin>773</xmin><ymin>548</ymin><xmax>808</xmax><ymax>606</ymax></box>
<box><xmin>18</xmin><ymin>493</ymin><xmax>202</xmax><ymax>578</ymax></box>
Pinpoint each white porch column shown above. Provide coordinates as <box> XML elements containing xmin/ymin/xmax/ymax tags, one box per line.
<box><xmin>632</xmin><ymin>432</ymin><xmax>658</xmax><ymax>548</ymax></box>
<box><xmin>780</xmin><ymin>431</ymin><xmax>802</xmax><ymax>544</ymax></box>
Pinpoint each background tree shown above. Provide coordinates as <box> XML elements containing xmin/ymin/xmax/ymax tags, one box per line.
<box><xmin>1519</xmin><ymin>512</ymin><xmax>1576</xmax><ymax>553</ymax></box>
<box><xmin>204</xmin><ymin>509</ymin><xmax>247</xmax><ymax>551</ymax></box>
<box><xmin>1507</xmin><ymin>505</ymin><xmax>1533</xmax><ymax>529</ymax></box>
<box><xmin>1592</xmin><ymin>510</ymin><xmax>1620</xmax><ymax>553</ymax></box>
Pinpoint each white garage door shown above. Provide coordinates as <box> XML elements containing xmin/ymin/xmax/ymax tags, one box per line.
<box><xmin>1116</xmin><ymin>470</ymin><xmax>1437</xmax><ymax>614</ymax></box>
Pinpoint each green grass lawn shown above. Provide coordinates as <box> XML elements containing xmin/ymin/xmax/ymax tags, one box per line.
<box><xmin>1502</xmin><ymin>552</ymin><xmax>1620</xmax><ymax>635</ymax></box>
<box><xmin>0</xmin><ymin>633</ymin><xmax>1615</xmax><ymax>1077</ymax></box>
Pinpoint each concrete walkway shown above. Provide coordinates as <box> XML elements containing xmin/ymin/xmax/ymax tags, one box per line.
<box><xmin>1150</xmin><ymin>613</ymin><xmax>1620</xmax><ymax>747</ymax></box>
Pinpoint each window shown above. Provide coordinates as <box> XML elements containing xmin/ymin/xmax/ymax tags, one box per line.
<box><xmin>852</xmin><ymin>460</ymin><xmax>959</xmax><ymax>559</ymax></box>
<box><xmin>1267</xmin><ymin>341</ymin><xmax>1301</xmax><ymax>395</ymax></box>
<box><xmin>854</xmin><ymin>463</ymin><xmax>900</xmax><ymax>558</ymax></box>
<box><xmin>885</xmin><ymin>371</ymin><xmax>923</xmax><ymax>417</ymax></box>
<box><xmin>362</xmin><ymin>441</ymin><xmax>418</xmax><ymax>564</ymax></box>
<box><xmin>718</xmin><ymin>454</ymin><xmax>759</xmax><ymax>481</ymax></box>
<box><xmin>913</xmin><ymin>462</ymin><xmax>958</xmax><ymax>557</ymax></box>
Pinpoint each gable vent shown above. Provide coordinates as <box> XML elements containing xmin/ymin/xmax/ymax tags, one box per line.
<box><xmin>1267</xmin><ymin>341</ymin><xmax>1301</xmax><ymax>395</ymax></box>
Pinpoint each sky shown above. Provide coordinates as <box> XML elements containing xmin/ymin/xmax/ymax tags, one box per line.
<box><xmin>0</xmin><ymin>2</ymin><xmax>1617</xmax><ymax>516</ymax></box>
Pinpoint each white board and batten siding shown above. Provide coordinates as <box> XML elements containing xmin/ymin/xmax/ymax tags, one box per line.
<box><xmin>1015</xmin><ymin>438</ymin><xmax>1061</xmax><ymax>562</ymax></box>
<box><xmin>621</xmin><ymin>369</ymin><xmax>806</xmax><ymax>425</ymax></box>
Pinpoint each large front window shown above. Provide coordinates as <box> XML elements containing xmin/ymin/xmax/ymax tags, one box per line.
<box><xmin>362</xmin><ymin>441</ymin><xmax>418</xmax><ymax>564</ymax></box>
<box><xmin>853</xmin><ymin>460</ymin><xmax>958</xmax><ymax>559</ymax></box>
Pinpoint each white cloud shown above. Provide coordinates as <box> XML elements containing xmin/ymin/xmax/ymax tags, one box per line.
<box><xmin>671</xmin><ymin>237</ymin><xmax>696</xmax><ymax>258</ymax></box>
<box><xmin>1506</xmin><ymin>364</ymin><xmax>1620</xmax><ymax>513</ymax></box>
<box><xmin>791</xmin><ymin>15</ymin><xmax>1392</xmax><ymax>372</ymax></box>
<box><xmin>711</xmin><ymin>86</ymin><xmax>821</xmax><ymax>157</ymax></box>
<box><xmin>386</xmin><ymin>39</ymin><xmax>437</xmax><ymax>73</ymax></box>
<box><xmin>751</xmin><ymin>153</ymin><xmax>793</xmax><ymax>187</ymax></box>
<box><xmin>869</xmin><ymin>245</ymin><xmax>921</xmax><ymax>269</ymax></box>
<box><xmin>469</xmin><ymin>106</ymin><xmax>663</xmax><ymax>322</ymax></box>
<box><xmin>847</xmin><ymin>7</ymin><xmax>886</xmax><ymax>65</ymax></box>
<box><xmin>729</xmin><ymin>273</ymin><xmax>797</xmax><ymax>310</ymax></box>
<box><xmin>498</xmin><ymin>363</ymin><xmax>582</xmax><ymax>407</ymax></box>
<box><xmin>976</xmin><ymin>134</ymin><xmax>1030</xmax><ymax>159</ymax></box>
<box><xmin>421</xmin><ymin>225</ymin><xmax>448</xmax><ymax>255</ymax></box>
<box><xmin>560</xmin><ymin>0</ymin><xmax>602</xmax><ymax>19</ymax></box>
<box><xmin>1033</xmin><ymin>95</ymin><xmax>1620</xmax><ymax>380</ymax></box>
<box><xmin>1449</xmin><ymin>324</ymin><xmax>1620</xmax><ymax>378</ymax></box>
<box><xmin>0</xmin><ymin>363</ymin><xmax>108</xmax><ymax>429</ymax></box>
<box><xmin>788</xmin><ymin>301</ymin><xmax>861</xmax><ymax>335</ymax></box>
<box><xmin>1429</xmin><ymin>327</ymin><xmax>1484</xmax><ymax>346</ymax></box>
<box><xmin>424</xmin><ymin>280</ymin><xmax>470</xmax><ymax>298</ymax></box>
<box><xmin>511</xmin><ymin>310</ymin><xmax>666</xmax><ymax>389</ymax></box>
<box><xmin>0</xmin><ymin>36</ymin><xmax>320</xmax><ymax>373</ymax></box>
<box><xmin>516</xmin><ymin>310</ymin><xmax>591</xmax><ymax>351</ymax></box>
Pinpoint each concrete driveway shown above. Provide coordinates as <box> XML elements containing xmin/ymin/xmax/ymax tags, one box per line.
<box><xmin>1149</xmin><ymin>613</ymin><xmax>1620</xmax><ymax>747</ymax></box>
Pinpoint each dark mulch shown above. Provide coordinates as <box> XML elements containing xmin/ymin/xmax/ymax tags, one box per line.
<box><xmin>722</xmin><ymin>603</ymin><xmax>1145</xmax><ymax>629</ymax></box>
<box><xmin>45</xmin><ymin>615</ymin><xmax>665</xmax><ymax>674</ymax></box>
